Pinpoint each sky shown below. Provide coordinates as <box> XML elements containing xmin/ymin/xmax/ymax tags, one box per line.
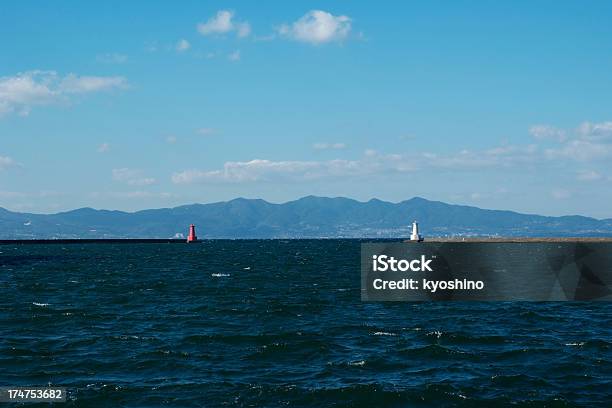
<box><xmin>1</xmin><ymin>1</ymin><xmax>612</xmax><ymax>218</ymax></box>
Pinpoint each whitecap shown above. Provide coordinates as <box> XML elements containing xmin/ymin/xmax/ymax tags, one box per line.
<box><xmin>565</xmin><ymin>342</ymin><xmax>585</xmax><ymax>347</ymax></box>
<box><xmin>32</xmin><ymin>302</ymin><xmax>49</xmax><ymax>307</ymax></box>
<box><xmin>212</xmin><ymin>273</ymin><xmax>230</xmax><ymax>277</ymax></box>
<box><xmin>372</xmin><ymin>331</ymin><xmax>397</xmax><ymax>336</ymax></box>
<box><xmin>427</xmin><ymin>330</ymin><xmax>443</xmax><ymax>339</ymax></box>
<box><xmin>243</xmin><ymin>267</ymin><xmax>251</xmax><ymax>270</ymax></box>
<box><xmin>349</xmin><ymin>360</ymin><xmax>366</xmax><ymax>366</ymax></box>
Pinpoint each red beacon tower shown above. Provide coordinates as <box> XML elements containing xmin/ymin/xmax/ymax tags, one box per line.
<box><xmin>187</xmin><ymin>224</ymin><xmax>198</xmax><ymax>243</ymax></box>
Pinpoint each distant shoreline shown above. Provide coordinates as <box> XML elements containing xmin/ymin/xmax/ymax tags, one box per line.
<box><xmin>407</xmin><ymin>237</ymin><xmax>612</xmax><ymax>243</ymax></box>
<box><xmin>0</xmin><ymin>238</ymin><xmax>390</xmax><ymax>244</ymax></box>
<box><xmin>0</xmin><ymin>239</ymin><xmax>187</xmax><ymax>245</ymax></box>
<box><xmin>3</xmin><ymin>237</ymin><xmax>612</xmax><ymax>245</ymax></box>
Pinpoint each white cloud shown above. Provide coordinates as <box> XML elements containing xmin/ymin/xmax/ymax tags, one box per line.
<box><xmin>97</xmin><ymin>143</ymin><xmax>110</xmax><ymax>153</ymax></box>
<box><xmin>278</xmin><ymin>10</ymin><xmax>352</xmax><ymax>44</ymax></box>
<box><xmin>540</xmin><ymin>121</ymin><xmax>612</xmax><ymax>161</ymax></box>
<box><xmin>176</xmin><ymin>39</ymin><xmax>191</xmax><ymax>52</ymax></box>
<box><xmin>529</xmin><ymin>125</ymin><xmax>566</xmax><ymax>141</ymax></box>
<box><xmin>165</xmin><ymin>144</ymin><xmax>542</xmax><ymax>185</ymax></box>
<box><xmin>59</xmin><ymin>74</ymin><xmax>127</xmax><ymax>94</ymax></box>
<box><xmin>96</xmin><ymin>53</ymin><xmax>128</xmax><ymax>64</ymax></box>
<box><xmin>544</xmin><ymin>139</ymin><xmax>612</xmax><ymax>161</ymax></box>
<box><xmin>169</xmin><ymin>141</ymin><xmax>545</xmax><ymax>186</ymax></box>
<box><xmin>228</xmin><ymin>50</ymin><xmax>241</xmax><ymax>62</ymax></box>
<box><xmin>314</xmin><ymin>142</ymin><xmax>346</xmax><ymax>150</ymax></box>
<box><xmin>576</xmin><ymin>170</ymin><xmax>602</xmax><ymax>181</ymax></box>
<box><xmin>198</xmin><ymin>10</ymin><xmax>233</xmax><ymax>35</ymax></box>
<box><xmin>424</xmin><ymin>145</ymin><xmax>539</xmax><ymax>169</ymax></box>
<box><xmin>0</xmin><ymin>71</ymin><xmax>127</xmax><ymax>117</ymax></box>
<box><xmin>172</xmin><ymin>169</ymin><xmax>215</xmax><ymax>184</ymax></box>
<box><xmin>171</xmin><ymin>120</ymin><xmax>612</xmax><ymax>187</ymax></box>
<box><xmin>197</xmin><ymin>10</ymin><xmax>250</xmax><ymax>38</ymax></box>
<box><xmin>0</xmin><ymin>155</ymin><xmax>17</xmax><ymax>170</ymax></box>
<box><xmin>577</xmin><ymin>121</ymin><xmax>612</xmax><ymax>141</ymax></box>
<box><xmin>172</xmin><ymin>158</ymin><xmax>367</xmax><ymax>184</ymax></box>
<box><xmin>112</xmin><ymin>168</ymin><xmax>156</xmax><ymax>186</ymax></box>
<box><xmin>0</xmin><ymin>71</ymin><xmax>55</xmax><ymax>116</ymax></box>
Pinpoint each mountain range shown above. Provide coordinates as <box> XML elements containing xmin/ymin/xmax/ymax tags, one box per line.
<box><xmin>1</xmin><ymin>196</ymin><xmax>612</xmax><ymax>239</ymax></box>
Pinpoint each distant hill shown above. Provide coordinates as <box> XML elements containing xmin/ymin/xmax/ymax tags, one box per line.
<box><xmin>1</xmin><ymin>196</ymin><xmax>612</xmax><ymax>239</ymax></box>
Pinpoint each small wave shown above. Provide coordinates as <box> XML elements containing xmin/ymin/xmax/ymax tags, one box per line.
<box><xmin>113</xmin><ymin>335</ymin><xmax>140</xmax><ymax>340</ymax></box>
<box><xmin>372</xmin><ymin>331</ymin><xmax>397</xmax><ymax>336</ymax></box>
<box><xmin>491</xmin><ymin>373</ymin><xmax>551</xmax><ymax>387</ymax></box>
<box><xmin>395</xmin><ymin>344</ymin><xmax>470</xmax><ymax>360</ymax></box>
<box><xmin>32</xmin><ymin>302</ymin><xmax>50</xmax><ymax>307</ymax></box>
<box><xmin>427</xmin><ymin>330</ymin><xmax>443</xmax><ymax>339</ymax></box>
<box><xmin>211</xmin><ymin>273</ymin><xmax>230</xmax><ymax>277</ymax></box>
<box><xmin>443</xmin><ymin>332</ymin><xmax>507</xmax><ymax>345</ymax></box>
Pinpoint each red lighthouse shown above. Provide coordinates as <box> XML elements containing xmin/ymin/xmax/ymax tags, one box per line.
<box><xmin>187</xmin><ymin>224</ymin><xmax>198</xmax><ymax>243</ymax></box>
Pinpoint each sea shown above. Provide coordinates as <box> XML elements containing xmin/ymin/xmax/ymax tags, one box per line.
<box><xmin>1</xmin><ymin>240</ymin><xmax>611</xmax><ymax>407</ymax></box>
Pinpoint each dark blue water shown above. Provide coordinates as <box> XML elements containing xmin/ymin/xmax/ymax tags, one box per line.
<box><xmin>1</xmin><ymin>241</ymin><xmax>611</xmax><ymax>407</ymax></box>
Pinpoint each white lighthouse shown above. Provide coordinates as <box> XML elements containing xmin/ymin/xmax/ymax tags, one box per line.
<box><xmin>410</xmin><ymin>220</ymin><xmax>424</xmax><ymax>242</ymax></box>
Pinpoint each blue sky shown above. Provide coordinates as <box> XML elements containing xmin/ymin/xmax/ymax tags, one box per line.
<box><xmin>1</xmin><ymin>1</ymin><xmax>612</xmax><ymax>217</ymax></box>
